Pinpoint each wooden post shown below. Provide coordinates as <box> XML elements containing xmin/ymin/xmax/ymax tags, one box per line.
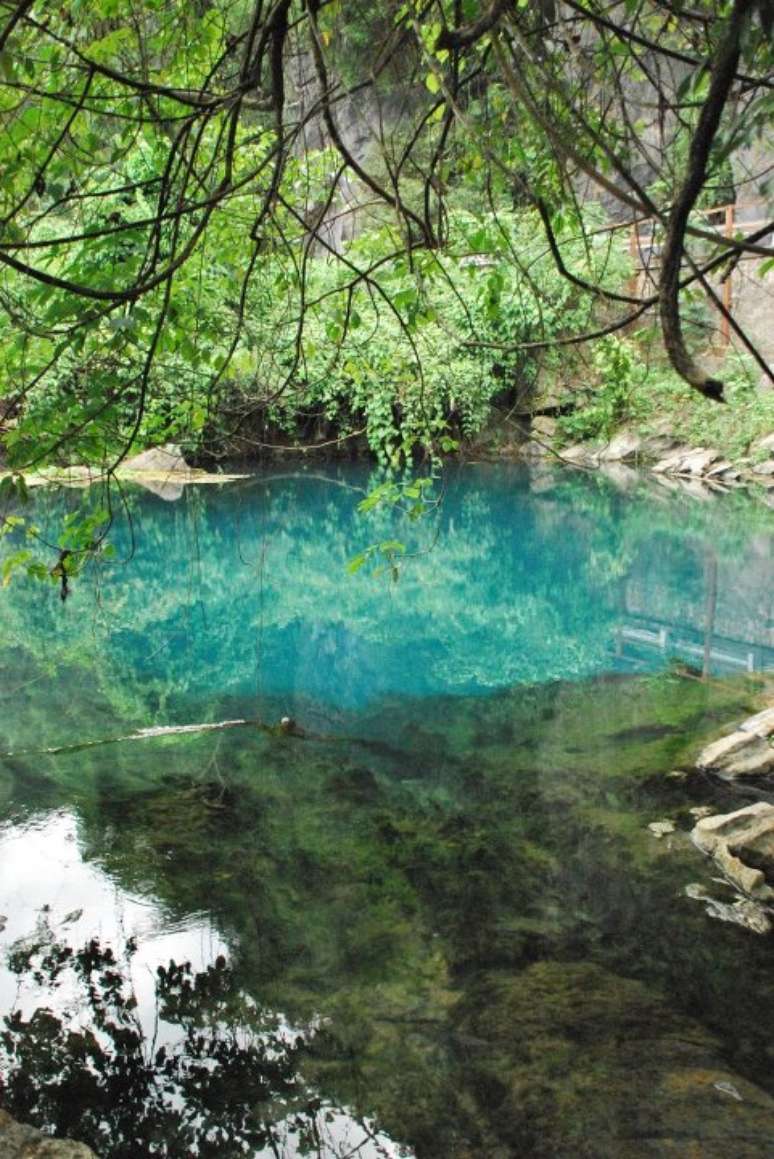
<box><xmin>702</xmin><ymin>549</ymin><xmax>718</xmax><ymax>680</ymax></box>
<box><xmin>721</xmin><ymin>203</ymin><xmax>734</xmax><ymax>346</ymax></box>
<box><xmin>629</xmin><ymin>222</ymin><xmax>639</xmax><ymax>299</ymax></box>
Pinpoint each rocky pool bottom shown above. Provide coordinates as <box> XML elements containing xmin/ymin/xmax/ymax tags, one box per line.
<box><xmin>2</xmin><ymin>668</ymin><xmax>774</xmax><ymax>1157</ymax></box>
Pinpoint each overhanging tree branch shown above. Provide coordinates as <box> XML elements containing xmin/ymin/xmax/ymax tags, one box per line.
<box><xmin>658</xmin><ymin>0</ymin><xmax>755</xmax><ymax>400</ymax></box>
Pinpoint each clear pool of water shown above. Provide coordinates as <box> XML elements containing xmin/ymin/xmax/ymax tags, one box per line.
<box><xmin>1</xmin><ymin>462</ymin><xmax>774</xmax><ymax>1157</ymax></box>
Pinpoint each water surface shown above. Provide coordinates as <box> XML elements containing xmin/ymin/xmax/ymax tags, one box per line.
<box><xmin>1</xmin><ymin>463</ymin><xmax>774</xmax><ymax>1157</ymax></box>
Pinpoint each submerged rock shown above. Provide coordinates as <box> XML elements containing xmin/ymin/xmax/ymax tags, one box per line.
<box><xmin>692</xmin><ymin>802</ymin><xmax>774</xmax><ymax>899</ymax></box>
<box><xmin>0</xmin><ymin>1110</ymin><xmax>96</xmax><ymax>1157</ymax></box>
<box><xmin>647</xmin><ymin>819</ymin><xmax>676</xmax><ymax>838</ymax></box>
<box><xmin>696</xmin><ymin>707</ymin><xmax>774</xmax><ymax>779</ymax></box>
<box><xmin>685</xmin><ymin>883</ymin><xmax>773</xmax><ymax>935</ymax></box>
<box><xmin>458</xmin><ymin>961</ymin><xmax>774</xmax><ymax>1156</ymax></box>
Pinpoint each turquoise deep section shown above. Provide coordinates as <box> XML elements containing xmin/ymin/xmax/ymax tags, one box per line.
<box><xmin>0</xmin><ymin>463</ymin><xmax>771</xmax><ymax>747</ymax></box>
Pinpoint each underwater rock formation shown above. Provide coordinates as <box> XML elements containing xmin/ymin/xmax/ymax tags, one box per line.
<box><xmin>0</xmin><ymin>1110</ymin><xmax>96</xmax><ymax>1158</ymax></box>
<box><xmin>457</xmin><ymin>961</ymin><xmax>774</xmax><ymax>1157</ymax></box>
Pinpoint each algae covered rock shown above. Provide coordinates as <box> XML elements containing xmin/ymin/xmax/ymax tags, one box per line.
<box><xmin>0</xmin><ymin>1110</ymin><xmax>97</xmax><ymax>1158</ymax></box>
<box><xmin>456</xmin><ymin>961</ymin><xmax>774</xmax><ymax>1157</ymax></box>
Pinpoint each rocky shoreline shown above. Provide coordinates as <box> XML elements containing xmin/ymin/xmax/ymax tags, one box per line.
<box><xmin>651</xmin><ymin>704</ymin><xmax>774</xmax><ymax>934</ymax></box>
<box><xmin>519</xmin><ymin>426</ymin><xmax>774</xmax><ymax>503</ymax></box>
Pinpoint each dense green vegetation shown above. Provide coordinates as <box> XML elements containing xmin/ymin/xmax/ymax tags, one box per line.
<box><xmin>0</xmin><ymin>7</ymin><xmax>772</xmax><ymax>1154</ymax></box>
<box><xmin>0</xmin><ymin>0</ymin><xmax>769</xmax><ymax>590</ymax></box>
<box><xmin>0</xmin><ymin>1</ymin><xmax>771</xmax><ymax>480</ymax></box>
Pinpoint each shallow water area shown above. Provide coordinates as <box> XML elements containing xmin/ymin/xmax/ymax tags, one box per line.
<box><xmin>1</xmin><ymin>462</ymin><xmax>774</xmax><ymax>1157</ymax></box>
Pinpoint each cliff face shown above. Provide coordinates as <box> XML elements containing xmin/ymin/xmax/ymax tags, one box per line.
<box><xmin>284</xmin><ymin>25</ymin><xmax>773</xmax><ymax>372</ymax></box>
<box><xmin>288</xmin><ymin>42</ymin><xmax>421</xmax><ymax>252</ymax></box>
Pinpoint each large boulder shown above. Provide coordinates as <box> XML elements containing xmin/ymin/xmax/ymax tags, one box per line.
<box><xmin>120</xmin><ymin>443</ymin><xmax>189</xmax><ymax>474</ymax></box>
<box><xmin>597</xmin><ymin>430</ymin><xmax>643</xmax><ymax>462</ymax></box>
<box><xmin>0</xmin><ymin>1110</ymin><xmax>96</xmax><ymax>1158</ymax></box>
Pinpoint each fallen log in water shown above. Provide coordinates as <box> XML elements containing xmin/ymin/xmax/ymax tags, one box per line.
<box><xmin>2</xmin><ymin>716</ymin><xmax>306</xmax><ymax>759</ymax></box>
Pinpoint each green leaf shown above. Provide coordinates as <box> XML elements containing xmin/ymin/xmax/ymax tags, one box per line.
<box><xmin>346</xmin><ymin>551</ymin><xmax>370</xmax><ymax>574</ymax></box>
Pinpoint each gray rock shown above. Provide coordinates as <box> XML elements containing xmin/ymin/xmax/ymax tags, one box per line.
<box><xmin>685</xmin><ymin>882</ymin><xmax>773</xmax><ymax>934</ymax></box>
<box><xmin>698</xmin><ymin>729</ymin><xmax>758</xmax><ymax>769</ymax></box>
<box><xmin>706</xmin><ymin>459</ymin><xmax>735</xmax><ymax>478</ymax></box>
<box><xmin>0</xmin><ymin>1110</ymin><xmax>97</xmax><ymax>1157</ymax></box>
<box><xmin>714</xmin><ymin>841</ymin><xmax>770</xmax><ymax>897</ymax></box>
<box><xmin>598</xmin><ymin>430</ymin><xmax>642</xmax><ymax>462</ymax></box>
<box><xmin>560</xmin><ymin>443</ymin><xmax>598</xmax><ymax>465</ymax></box>
<box><xmin>521</xmin><ymin>438</ymin><xmax>546</xmax><ymax>459</ymax></box>
<box><xmin>697</xmin><ymin>707</ymin><xmax>774</xmax><ymax>778</ymax></box>
<box><xmin>752</xmin><ymin>431</ymin><xmax>774</xmax><ymax>456</ymax></box>
<box><xmin>652</xmin><ymin>446</ymin><xmax>723</xmax><ymax>479</ymax></box>
<box><xmin>640</xmin><ymin>433</ymin><xmax>679</xmax><ymax>457</ymax></box>
<box><xmin>530</xmin><ymin>415</ymin><xmax>558</xmax><ymax>439</ymax></box>
<box><xmin>739</xmin><ymin>707</ymin><xmax>774</xmax><ymax>738</ymax></box>
<box><xmin>121</xmin><ymin>443</ymin><xmax>188</xmax><ymax>473</ymax></box>
<box><xmin>679</xmin><ymin>447</ymin><xmax>721</xmax><ymax>475</ymax></box>
<box><xmin>653</xmin><ymin>448</ymin><xmax>689</xmax><ymax>474</ymax></box>
<box><xmin>692</xmin><ymin>802</ymin><xmax>774</xmax><ymax>898</ymax></box>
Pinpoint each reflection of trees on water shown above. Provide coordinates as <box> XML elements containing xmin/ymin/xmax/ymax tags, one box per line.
<box><xmin>3</xmin><ymin>468</ymin><xmax>773</xmax><ymax>748</ymax></box>
<box><xmin>1</xmin><ymin>934</ymin><xmax>405</xmax><ymax>1159</ymax></box>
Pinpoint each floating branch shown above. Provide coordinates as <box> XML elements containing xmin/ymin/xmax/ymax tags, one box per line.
<box><xmin>2</xmin><ymin>716</ymin><xmax>305</xmax><ymax>759</ymax></box>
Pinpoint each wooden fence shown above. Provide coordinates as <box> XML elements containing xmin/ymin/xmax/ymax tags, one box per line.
<box><xmin>627</xmin><ymin>200</ymin><xmax>773</xmax><ymax>345</ymax></box>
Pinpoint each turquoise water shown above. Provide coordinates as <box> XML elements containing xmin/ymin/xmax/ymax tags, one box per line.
<box><xmin>2</xmin><ymin>463</ymin><xmax>772</xmax><ymax>737</ymax></box>
<box><xmin>1</xmin><ymin>463</ymin><xmax>774</xmax><ymax>1157</ymax></box>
